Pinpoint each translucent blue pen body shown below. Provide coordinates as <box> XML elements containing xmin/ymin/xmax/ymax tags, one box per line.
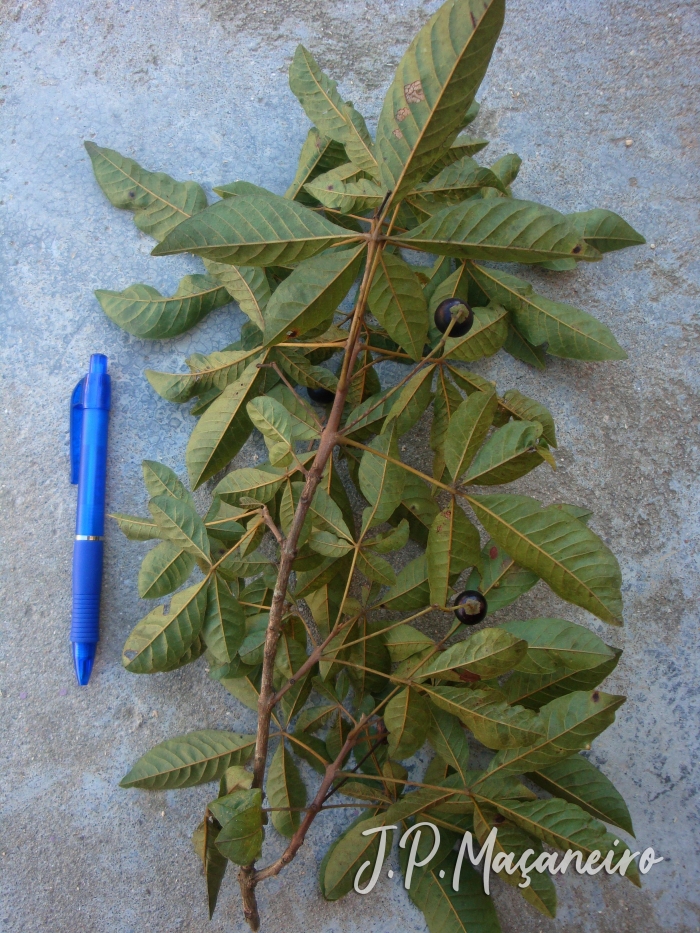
<box><xmin>70</xmin><ymin>354</ymin><xmax>111</xmax><ymax>685</ymax></box>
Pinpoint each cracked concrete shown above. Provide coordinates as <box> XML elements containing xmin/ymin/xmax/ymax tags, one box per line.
<box><xmin>0</xmin><ymin>0</ymin><xmax>698</xmax><ymax>931</ymax></box>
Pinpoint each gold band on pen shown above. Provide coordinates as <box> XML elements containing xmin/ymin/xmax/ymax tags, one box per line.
<box><xmin>75</xmin><ymin>535</ymin><xmax>104</xmax><ymax>541</ymax></box>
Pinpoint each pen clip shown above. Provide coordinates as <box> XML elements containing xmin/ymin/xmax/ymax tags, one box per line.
<box><xmin>70</xmin><ymin>376</ymin><xmax>86</xmax><ymax>484</ymax></box>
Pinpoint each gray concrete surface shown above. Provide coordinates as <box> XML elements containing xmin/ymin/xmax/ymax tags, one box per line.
<box><xmin>1</xmin><ymin>0</ymin><xmax>698</xmax><ymax>931</ymax></box>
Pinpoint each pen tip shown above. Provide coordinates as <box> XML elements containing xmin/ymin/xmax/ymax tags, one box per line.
<box><xmin>72</xmin><ymin>643</ymin><xmax>96</xmax><ymax>686</ymax></box>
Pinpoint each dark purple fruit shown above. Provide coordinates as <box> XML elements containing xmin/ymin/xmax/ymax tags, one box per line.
<box><xmin>307</xmin><ymin>385</ymin><xmax>336</xmax><ymax>404</ymax></box>
<box><xmin>434</xmin><ymin>298</ymin><xmax>474</xmax><ymax>338</ymax></box>
<box><xmin>453</xmin><ymin>590</ymin><xmax>487</xmax><ymax>625</ymax></box>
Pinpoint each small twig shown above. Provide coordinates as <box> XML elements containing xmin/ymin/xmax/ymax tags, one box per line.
<box><xmin>260</xmin><ymin>504</ymin><xmax>285</xmax><ymax>547</ymax></box>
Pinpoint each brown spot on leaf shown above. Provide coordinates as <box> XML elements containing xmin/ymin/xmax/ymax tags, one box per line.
<box><xmin>572</xmin><ymin>245</ymin><xmax>582</xmax><ymax>254</ymax></box>
<box><xmin>392</xmin><ymin>128</ymin><xmax>404</xmax><ymax>139</ymax></box>
<box><xmin>286</xmin><ymin>329</ymin><xmax>299</xmax><ymax>338</ymax></box>
<box><xmin>489</xmin><ymin>546</ymin><xmax>498</xmax><ymax>559</ymax></box>
<box><xmin>404</xmin><ymin>80</ymin><xmax>425</xmax><ymax>104</ymax></box>
<box><xmin>458</xmin><ymin>670</ymin><xmax>481</xmax><ymax>683</ymax></box>
<box><xmin>470</xmin><ymin>10</ymin><xmax>477</xmax><ymax>28</ymax></box>
<box><xmin>395</xmin><ymin>107</ymin><xmax>410</xmax><ymax>122</ymax></box>
<box><xmin>592</xmin><ymin>691</ymin><xmax>600</xmax><ymax>702</ymax></box>
<box><xmin>493</xmin><ymin>814</ymin><xmax>505</xmax><ymax>825</ymax></box>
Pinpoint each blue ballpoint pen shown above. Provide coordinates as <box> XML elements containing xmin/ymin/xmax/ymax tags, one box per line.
<box><xmin>69</xmin><ymin>353</ymin><xmax>111</xmax><ymax>685</ymax></box>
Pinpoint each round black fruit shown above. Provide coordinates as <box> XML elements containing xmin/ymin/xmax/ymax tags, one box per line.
<box><xmin>453</xmin><ymin>590</ymin><xmax>487</xmax><ymax>625</ymax></box>
<box><xmin>307</xmin><ymin>386</ymin><xmax>336</xmax><ymax>404</ymax></box>
<box><xmin>434</xmin><ymin>298</ymin><xmax>474</xmax><ymax>338</ymax></box>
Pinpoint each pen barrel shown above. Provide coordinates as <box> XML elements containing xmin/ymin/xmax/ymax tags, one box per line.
<box><xmin>75</xmin><ymin>407</ymin><xmax>109</xmax><ymax>536</ymax></box>
<box><xmin>71</xmin><ymin>539</ymin><xmax>103</xmax><ymax>644</ymax></box>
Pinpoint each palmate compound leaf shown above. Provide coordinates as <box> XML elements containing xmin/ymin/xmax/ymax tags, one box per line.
<box><xmin>424</xmin><ymin>685</ymin><xmax>544</xmax><ymax>750</ymax></box>
<box><xmin>367</xmin><ymin>250</ymin><xmax>429</xmax><ymax>361</ymax></box>
<box><xmin>489</xmin><ymin>796</ymin><xmax>640</xmax><ymax>886</ymax></box>
<box><xmin>267</xmin><ymin>741</ymin><xmax>307</xmax><ymax>838</ymax></box>
<box><xmin>192</xmin><ymin>815</ymin><xmax>228</xmax><ymax>919</ymax></box>
<box><xmin>472</xmin><ymin>802</ymin><xmax>557</xmax><ymax>919</ymax></box>
<box><xmin>120</xmin><ymin>729</ymin><xmax>255</xmax><ymax>788</ymax></box>
<box><xmin>122</xmin><ymin>579</ymin><xmax>208</xmax><ymax>673</ymax></box>
<box><xmin>84</xmin><ymin>141</ymin><xmax>207</xmax><ymax>241</ymax></box>
<box><xmin>95</xmin><ymin>275</ymin><xmax>230</xmax><ymax>339</ymax></box>
<box><xmin>393</xmin><ymin>198</ymin><xmax>596</xmax><ymax>263</ymax></box>
<box><xmin>485</xmin><ymin>690</ymin><xmax>625</xmax><ymax>777</ymax></box>
<box><xmin>375</xmin><ymin>0</ymin><xmax>505</xmax><ymax>202</ymax></box>
<box><xmin>465</xmin><ymin>493</ymin><xmax>623</xmax><ymax>625</ymax></box>
<box><xmin>138</xmin><ymin>540</ymin><xmax>195</xmax><ymax>599</ymax></box>
<box><xmin>289</xmin><ymin>45</ymin><xmax>379</xmax><ymax>178</ymax></box>
<box><xmin>420</xmin><ymin>627</ymin><xmax>527</xmax><ymax>680</ymax></box>
<box><xmin>152</xmin><ymin>194</ymin><xmax>356</xmax><ymax>267</ymax></box>
<box><xmin>426</xmin><ymin>504</ymin><xmax>481</xmax><ymax>607</ymax></box>
<box><xmin>384</xmin><ymin>687</ymin><xmax>430</xmax><ymax>758</ymax></box>
<box><xmin>186</xmin><ymin>358</ymin><xmax>272</xmax><ymax>489</ymax></box>
<box><xmin>148</xmin><ymin>494</ymin><xmax>211</xmax><ymax>563</ymax></box>
<box><xmin>262</xmin><ymin>245</ymin><xmax>366</xmax><ymax>346</ymax></box>
<box><xmin>528</xmin><ymin>754</ymin><xmax>634</xmax><ymax>835</ymax></box>
<box><xmin>464</xmin><ymin>261</ymin><xmax>627</xmax><ymax>361</ymax></box>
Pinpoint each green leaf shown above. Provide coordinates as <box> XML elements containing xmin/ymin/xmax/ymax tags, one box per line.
<box><xmin>111</xmin><ymin>513</ymin><xmax>160</xmax><ymax>541</ymax></box>
<box><xmin>427</xmin><ymin>504</ymin><xmax>481</xmax><ymax>607</ymax></box>
<box><xmin>464</xmin><ymin>420</ymin><xmax>545</xmax><ymax>486</ymax></box>
<box><xmin>263</xmin><ymin>245</ymin><xmax>365</xmax><ymax>345</ymax></box>
<box><xmin>502</xmin><ymin>648</ymin><xmax>622</xmax><ymax>709</ymax></box>
<box><xmin>85</xmin><ymin>141</ymin><xmax>207</xmax><ymax>241</ymax></box>
<box><xmin>202</xmin><ymin>574</ymin><xmax>245</xmax><ymax>664</ymax></box>
<box><xmin>368</xmin><ymin>251</ymin><xmax>429</xmax><ymax>361</ymax></box>
<box><xmin>381</xmin><ymin>555</ymin><xmax>431</xmax><ymax>612</ymax></box>
<box><xmin>356</xmin><ymin>548</ymin><xmax>396</xmax><ymax>587</ymax></box>
<box><xmin>387</xmin><ymin>365</ymin><xmax>435</xmax><ymax>434</ymax></box>
<box><xmin>375</xmin><ymin>0</ymin><xmax>505</xmax><ymax>202</ymax></box>
<box><xmin>138</xmin><ymin>541</ymin><xmax>195</xmax><ymax>599</ymax></box>
<box><xmin>213</xmin><ymin>788</ymin><xmax>264</xmax><ymax>865</ymax></box>
<box><xmin>203</xmin><ymin>261</ymin><xmax>270</xmax><ymax>331</ymax></box>
<box><xmin>309</xmin><ymin>487</ymin><xmax>353</xmax><ymax>542</ymax></box>
<box><xmin>289</xmin><ymin>46</ymin><xmax>379</xmax><ymax>177</ymax></box>
<box><xmin>384</xmin><ymin>687</ymin><xmax>430</xmax><ymax>758</ymax></box>
<box><xmin>500</xmin><ymin>389</ymin><xmax>556</xmax><ymax>447</ymax></box>
<box><xmin>267</xmin><ymin>741</ymin><xmax>307</xmax><ymax>838</ymax></box>
<box><xmin>365</xmin><ymin>518</ymin><xmax>410</xmax><ymax>553</ymax></box>
<box><xmin>466</xmin><ymin>539</ymin><xmax>539</xmax><ymax>614</ymax></box>
<box><xmin>415</xmin><ymin>155</ymin><xmax>506</xmax><ymax>201</ymax></box>
<box><xmin>284</xmin><ymin>128</ymin><xmax>348</xmax><ymax>203</ymax></box>
<box><xmin>142</xmin><ymin>460</ymin><xmax>194</xmax><ymax>506</ymax></box>
<box><xmin>192</xmin><ymin>815</ymin><xmax>228</xmax><ymax>919</ymax></box>
<box><xmin>503</xmin><ymin>320</ymin><xmax>547</xmax><ymax>369</ymax></box>
<box><xmin>465</xmin><ymin>493</ymin><xmax>623</xmax><ymax>625</ymax></box>
<box><xmin>305</xmin><ymin>171</ymin><xmax>385</xmax><ymax>214</ymax></box>
<box><xmin>120</xmin><ymin>729</ymin><xmax>255</xmax><ymax>788</ymax></box>
<box><xmin>567</xmin><ymin>208</ymin><xmax>645</xmax><ymax>254</ymax></box>
<box><xmin>146</xmin><ymin>349</ymin><xmax>262</xmax><ymax>404</ymax></box>
<box><xmin>122</xmin><ymin>580</ymin><xmax>208</xmax><ymax>673</ymax></box>
<box><xmin>424</xmin><ymin>685</ymin><xmax>543</xmax><ymax>749</ymax></box>
<box><xmin>213</xmin><ymin>466</ymin><xmax>285</xmax><ymax>505</ymax></box>
<box><xmin>95</xmin><ymin>276</ymin><xmax>229</xmax><ymax>339</ymax></box>
<box><xmin>274</xmin><ymin>348</ymin><xmax>338</xmax><ymax>392</ymax></box>
<box><xmin>358</xmin><ymin>422</ymin><xmax>406</xmax><ymax>528</ymax></box>
<box><xmin>464</xmin><ymin>263</ymin><xmax>627</xmax><ymax>361</ymax></box>
<box><xmin>148</xmin><ymin>494</ymin><xmax>211</xmax><ymax>563</ymax></box>
<box><xmin>152</xmin><ymin>195</ymin><xmax>354</xmax><ymax>267</ymax></box>
<box><xmin>319</xmin><ymin>812</ymin><xmax>390</xmax><ymax>900</ymax></box>
<box><xmin>486</xmin><ymin>690</ymin><xmax>625</xmax><ymax>776</ymax></box>
<box><xmin>501</xmin><ymin>618</ymin><xmax>616</xmax><ymax>674</ymax></box>
<box><xmin>408</xmin><ymin>850</ymin><xmax>501</xmax><ymax>933</ymax></box>
<box><xmin>309</xmin><ymin>529</ymin><xmax>354</xmax><ymax>559</ymax></box>
<box><xmin>421</xmin><ymin>628</ymin><xmax>527</xmax><ymax>680</ymax></box>
<box><xmin>442</xmin><ymin>304</ymin><xmax>508</xmax><ymax>362</ymax></box>
<box><xmin>428</xmin><ymin>707</ymin><xmax>470</xmax><ymax>780</ymax></box>
<box><xmin>382</xmin><ymin>621</ymin><xmax>435</xmax><ymax>661</ymax></box>
<box><xmin>472</xmin><ymin>802</ymin><xmax>556</xmax><ymax>919</ymax></box>
<box><xmin>443</xmin><ymin>388</ymin><xmax>498</xmax><ymax>481</ymax></box>
<box><xmin>529</xmin><ymin>754</ymin><xmax>634</xmax><ymax>835</ymax></box>
<box><xmin>491</xmin><ymin>796</ymin><xmax>640</xmax><ymax>885</ymax></box>
<box><xmin>247</xmin><ymin>396</ymin><xmax>299</xmax><ymax>465</ymax></box>
<box><xmin>186</xmin><ymin>360</ymin><xmax>267</xmax><ymax>488</ymax></box>
<box><xmin>423</xmin><ymin>135</ymin><xmax>490</xmax><ymax>180</ymax></box>
<box><xmin>488</xmin><ymin>152</ymin><xmax>522</xmax><ymax>189</ymax></box>
<box><xmin>296</xmin><ymin>704</ymin><xmax>337</xmax><ymax>734</ymax></box>
<box><xmin>395</xmin><ymin>197</ymin><xmax>594</xmax><ymax>263</ymax></box>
